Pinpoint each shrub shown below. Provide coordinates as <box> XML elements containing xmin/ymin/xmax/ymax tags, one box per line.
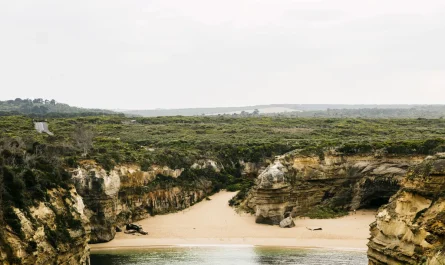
<box><xmin>304</xmin><ymin>206</ymin><xmax>349</xmax><ymax>219</ymax></box>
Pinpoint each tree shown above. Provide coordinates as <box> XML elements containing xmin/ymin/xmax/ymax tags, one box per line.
<box><xmin>253</xmin><ymin>109</ymin><xmax>260</xmax><ymax>116</ymax></box>
<box><xmin>73</xmin><ymin>124</ymin><xmax>94</xmax><ymax>157</ymax></box>
<box><xmin>31</xmin><ymin>105</ymin><xmax>48</xmax><ymax>115</ymax></box>
<box><xmin>50</xmin><ymin>99</ymin><xmax>56</xmax><ymax>105</ymax></box>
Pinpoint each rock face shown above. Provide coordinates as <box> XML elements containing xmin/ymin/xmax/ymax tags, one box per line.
<box><xmin>245</xmin><ymin>160</ymin><xmax>293</xmax><ymax>224</ymax></box>
<box><xmin>368</xmin><ymin>154</ymin><xmax>445</xmax><ymax>264</ymax></box>
<box><xmin>279</xmin><ymin>217</ymin><xmax>295</xmax><ymax>228</ymax></box>
<box><xmin>72</xmin><ymin>161</ymin><xmax>213</xmax><ymax>243</ymax></box>
<box><xmin>0</xmin><ymin>187</ymin><xmax>90</xmax><ymax>265</ymax></box>
<box><xmin>244</xmin><ymin>152</ymin><xmax>424</xmax><ymax>225</ymax></box>
<box><xmin>72</xmin><ymin>161</ymin><xmax>120</xmax><ymax>243</ymax></box>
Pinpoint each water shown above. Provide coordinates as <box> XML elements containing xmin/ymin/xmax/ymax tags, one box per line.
<box><xmin>90</xmin><ymin>247</ymin><xmax>367</xmax><ymax>265</ymax></box>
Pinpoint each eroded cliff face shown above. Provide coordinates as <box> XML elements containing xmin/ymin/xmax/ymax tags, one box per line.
<box><xmin>244</xmin><ymin>151</ymin><xmax>424</xmax><ymax>225</ymax></box>
<box><xmin>72</xmin><ymin>161</ymin><xmax>120</xmax><ymax>243</ymax></box>
<box><xmin>244</xmin><ymin>160</ymin><xmax>292</xmax><ymax>224</ymax></box>
<box><xmin>368</xmin><ymin>154</ymin><xmax>445</xmax><ymax>265</ymax></box>
<box><xmin>0</xmin><ymin>187</ymin><xmax>90</xmax><ymax>265</ymax></box>
<box><xmin>72</xmin><ymin>161</ymin><xmax>213</xmax><ymax>243</ymax></box>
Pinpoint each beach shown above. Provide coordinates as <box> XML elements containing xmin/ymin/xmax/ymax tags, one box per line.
<box><xmin>90</xmin><ymin>191</ymin><xmax>375</xmax><ymax>251</ymax></box>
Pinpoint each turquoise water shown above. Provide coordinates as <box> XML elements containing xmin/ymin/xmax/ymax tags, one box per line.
<box><xmin>90</xmin><ymin>247</ymin><xmax>367</xmax><ymax>265</ymax></box>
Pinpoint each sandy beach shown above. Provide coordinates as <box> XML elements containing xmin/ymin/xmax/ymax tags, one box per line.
<box><xmin>91</xmin><ymin>191</ymin><xmax>375</xmax><ymax>251</ymax></box>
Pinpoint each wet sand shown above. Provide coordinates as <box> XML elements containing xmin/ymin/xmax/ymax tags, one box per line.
<box><xmin>91</xmin><ymin>191</ymin><xmax>375</xmax><ymax>251</ymax></box>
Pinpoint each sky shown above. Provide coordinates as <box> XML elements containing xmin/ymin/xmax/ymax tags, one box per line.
<box><xmin>1</xmin><ymin>0</ymin><xmax>445</xmax><ymax>110</ymax></box>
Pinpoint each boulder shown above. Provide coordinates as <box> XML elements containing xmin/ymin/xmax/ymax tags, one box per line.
<box><xmin>126</xmin><ymin>223</ymin><xmax>148</xmax><ymax>235</ymax></box>
<box><xmin>126</xmin><ymin>223</ymin><xmax>142</xmax><ymax>231</ymax></box>
<box><xmin>279</xmin><ymin>217</ymin><xmax>295</xmax><ymax>228</ymax></box>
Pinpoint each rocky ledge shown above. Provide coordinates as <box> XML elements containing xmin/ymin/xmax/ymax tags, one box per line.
<box><xmin>368</xmin><ymin>154</ymin><xmax>445</xmax><ymax>264</ymax></box>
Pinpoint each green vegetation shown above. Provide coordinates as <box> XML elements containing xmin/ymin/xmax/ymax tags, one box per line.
<box><xmin>0</xmin><ymin>135</ymin><xmax>81</xmax><ymax>261</ymax></box>
<box><xmin>0</xmin><ymin>98</ymin><xmax>118</xmax><ymax>117</ymax></box>
<box><xmin>3</xmin><ymin>115</ymin><xmax>445</xmax><ymax>179</ymax></box>
<box><xmin>228</xmin><ymin>179</ymin><xmax>255</xmax><ymax>207</ymax></box>
<box><xmin>2</xmin><ymin>115</ymin><xmax>445</xmax><ymax>177</ymax></box>
<box><xmin>2</xmin><ymin>114</ymin><xmax>445</xmax><ymax>255</ymax></box>
<box><xmin>303</xmin><ymin>206</ymin><xmax>349</xmax><ymax>219</ymax></box>
<box><xmin>275</xmin><ymin>106</ymin><xmax>445</xmax><ymax>119</ymax></box>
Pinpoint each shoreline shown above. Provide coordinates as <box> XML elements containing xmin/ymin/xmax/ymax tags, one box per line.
<box><xmin>91</xmin><ymin>241</ymin><xmax>368</xmax><ymax>253</ymax></box>
<box><xmin>90</xmin><ymin>238</ymin><xmax>368</xmax><ymax>250</ymax></box>
<box><xmin>90</xmin><ymin>191</ymin><xmax>375</xmax><ymax>253</ymax></box>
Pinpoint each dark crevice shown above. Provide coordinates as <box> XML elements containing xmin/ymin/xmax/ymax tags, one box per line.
<box><xmin>355</xmin><ymin>177</ymin><xmax>401</xmax><ymax>210</ymax></box>
<box><xmin>363</xmin><ymin>197</ymin><xmax>391</xmax><ymax>209</ymax></box>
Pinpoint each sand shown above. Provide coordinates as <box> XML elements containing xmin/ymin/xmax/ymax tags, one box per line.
<box><xmin>90</xmin><ymin>191</ymin><xmax>376</xmax><ymax>251</ymax></box>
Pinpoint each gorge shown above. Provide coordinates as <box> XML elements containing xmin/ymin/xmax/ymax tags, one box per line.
<box><xmin>2</xmin><ymin>116</ymin><xmax>445</xmax><ymax>264</ymax></box>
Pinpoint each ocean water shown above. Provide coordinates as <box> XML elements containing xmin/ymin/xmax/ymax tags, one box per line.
<box><xmin>90</xmin><ymin>246</ymin><xmax>368</xmax><ymax>265</ymax></box>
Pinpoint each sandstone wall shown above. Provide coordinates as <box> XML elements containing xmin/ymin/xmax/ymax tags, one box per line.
<box><xmin>0</xmin><ymin>187</ymin><xmax>90</xmax><ymax>265</ymax></box>
<box><xmin>244</xmin><ymin>152</ymin><xmax>424</xmax><ymax>225</ymax></box>
<box><xmin>368</xmin><ymin>154</ymin><xmax>445</xmax><ymax>264</ymax></box>
<box><xmin>72</xmin><ymin>160</ymin><xmax>224</xmax><ymax>243</ymax></box>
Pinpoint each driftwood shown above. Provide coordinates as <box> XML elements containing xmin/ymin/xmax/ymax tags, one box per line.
<box><xmin>306</xmin><ymin>227</ymin><xmax>323</xmax><ymax>231</ymax></box>
<box><xmin>124</xmin><ymin>229</ymin><xmax>138</xmax><ymax>234</ymax></box>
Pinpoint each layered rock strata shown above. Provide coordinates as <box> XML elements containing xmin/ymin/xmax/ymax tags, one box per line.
<box><xmin>368</xmin><ymin>154</ymin><xmax>445</xmax><ymax>264</ymax></box>
<box><xmin>244</xmin><ymin>152</ymin><xmax>424</xmax><ymax>225</ymax></box>
<box><xmin>72</xmin><ymin>161</ymin><xmax>214</xmax><ymax>243</ymax></box>
<box><xmin>0</xmin><ymin>187</ymin><xmax>90</xmax><ymax>265</ymax></box>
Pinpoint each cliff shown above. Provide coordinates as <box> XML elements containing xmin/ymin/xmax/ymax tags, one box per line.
<box><xmin>72</xmin><ymin>161</ymin><xmax>216</xmax><ymax>243</ymax></box>
<box><xmin>0</xmin><ymin>187</ymin><xmax>90</xmax><ymax>265</ymax></box>
<box><xmin>368</xmin><ymin>154</ymin><xmax>445</xmax><ymax>264</ymax></box>
<box><xmin>243</xmin><ymin>151</ymin><xmax>424</xmax><ymax>225</ymax></box>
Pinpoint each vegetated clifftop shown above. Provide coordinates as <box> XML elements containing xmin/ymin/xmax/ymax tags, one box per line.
<box><xmin>0</xmin><ymin>136</ymin><xmax>91</xmax><ymax>265</ymax></box>
<box><xmin>5</xmin><ymin>115</ymin><xmax>445</xmax><ymax>264</ymax></box>
<box><xmin>368</xmin><ymin>154</ymin><xmax>445</xmax><ymax>265</ymax></box>
<box><xmin>72</xmin><ymin>159</ymin><xmax>260</xmax><ymax>243</ymax></box>
<box><xmin>243</xmin><ymin>151</ymin><xmax>425</xmax><ymax>225</ymax></box>
<box><xmin>0</xmin><ymin>187</ymin><xmax>90</xmax><ymax>265</ymax></box>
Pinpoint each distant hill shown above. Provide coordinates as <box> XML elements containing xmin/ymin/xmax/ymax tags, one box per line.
<box><xmin>3</xmin><ymin>100</ymin><xmax>445</xmax><ymax>118</ymax></box>
<box><xmin>0</xmin><ymin>98</ymin><xmax>118</xmax><ymax>117</ymax></box>
<box><xmin>121</xmin><ymin>104</ymin><xmax>445</xmax><ymax>118</ymax></box>
<box><xmin>122</xmin><ymin>104</ymin><xmax>304</xmax><ymax>117</ymax></box>
<box><xmin>277</xmin><ymin>105</ymin><xmax>445</xmax><ymax>119</ymax></box>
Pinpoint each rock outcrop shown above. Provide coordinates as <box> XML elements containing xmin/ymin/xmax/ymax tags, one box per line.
<box><xmin>368</xmin><ymin>154</ymin><xmax>445</xmax><ymax>264</ymax></box>
<box><xmin>244</xmin><ymin>151</ymin><xmax>424</xmax><ymax>225</ymax></box>
<box><xmin>72</xmin><ymin>161</ymin><xmax>120</xmax><ymax>243</ymax></box>
<box><xmin>72</xmin><ymin>161</ymin><xmax>212</xmax><ymax>243</ymax></box>
<box><xmin>0</xmin><ymin>187</ymin><xmax>90</xmax><ymax>265</ymax></box>
<box><xmin>245</xmin><ymin>160</ymin><xmax>293</xmax><ymax>224</ymax></box>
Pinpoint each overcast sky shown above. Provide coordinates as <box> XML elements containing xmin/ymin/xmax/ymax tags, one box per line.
<box><xmin>1</xmin><ymin>1</ymin><xmax>444</xmax><ymax>110</ymax></box>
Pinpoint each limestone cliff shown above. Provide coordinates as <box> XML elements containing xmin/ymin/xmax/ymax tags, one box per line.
<box><xmin>368</xmin><ymin>154</ymin><xmax>445</xmax><ymax>264</ymax></box>
<box><xmin>244</xmin><ymin>151</ymin><xmax>424</xmax><ymax>225</ymax></box>
<box><xmin>72</xmin><ymin>161</ymin><xmax>213</xmax><ymax>243</ymax></box>
<box><xmin>72</xmin><ymin>161</ymin><xmax>120</xmax><ymax>243</ymax></box>
<box><xmin>0</xmin><ymin>187</ymin><xmax>90</xmax><ymax>265</ymax></box>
